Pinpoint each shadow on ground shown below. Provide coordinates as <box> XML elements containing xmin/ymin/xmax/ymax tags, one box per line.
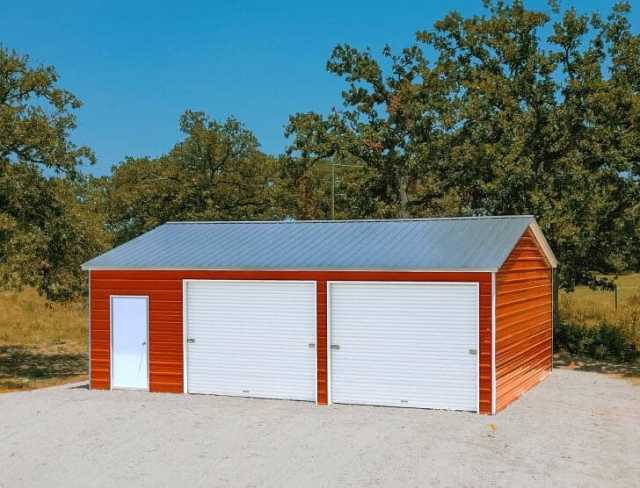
<box><xmin>0</xmin><ymin>345</ymin><xmax>87</xmax><ymax>390</ymax></box>
<box><xmin>554</xmin><ymin>351</ymin><xmax>640</xmax><ymax>383</ymax></box>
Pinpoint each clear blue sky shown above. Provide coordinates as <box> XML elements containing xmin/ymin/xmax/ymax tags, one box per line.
<box><xmin>2</xmin><ymin>0</ymin><xmax>634</xmax><ymax>175</ymax></box>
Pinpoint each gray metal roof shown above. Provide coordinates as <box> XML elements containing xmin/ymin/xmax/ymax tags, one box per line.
<box><xmin>82</xmin><ymin>216</ymin><xmax>556</xmax><ymax>271</ymax></box>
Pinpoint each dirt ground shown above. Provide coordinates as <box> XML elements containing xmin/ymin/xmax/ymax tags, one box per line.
<box><xmin>0</xmin><ymin>368</ymin><xmax>637</xmax><ymax>488</ymax></box>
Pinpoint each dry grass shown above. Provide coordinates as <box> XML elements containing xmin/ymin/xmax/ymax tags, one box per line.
<box><xmin>557</xmin><ymin>274</ymin><xmax>640</xmax><ymax>387</ymax></box>
<box><xmin>0</xmin><ymin>288</ymin><xmax>88</xmax><ymax>392</ymax></box>
<box><xmin>559</xmin><ymin>274</ymin><xmax>640</xmax><ymax>352</ymax></box>
<box><xmin>560</xmin><ymin>274</ymin><xmax>640</xmax><ymax>325</ymax></box>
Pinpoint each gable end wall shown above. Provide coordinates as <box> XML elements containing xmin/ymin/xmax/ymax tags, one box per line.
<box><xmin>495</xmin><ymin>228</ymin><xmax>553</xmax><ymax>412</ymax></box>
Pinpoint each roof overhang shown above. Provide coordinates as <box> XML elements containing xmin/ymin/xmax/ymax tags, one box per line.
<box><xmin>82</xmin><ymin>266</ymin><xmax>498</xmax><ymax>273</ymax></box>
<box><xmin>527</xmin><ymin>221</ymin><xmax>559</xmax><ymax>268</ymax></box>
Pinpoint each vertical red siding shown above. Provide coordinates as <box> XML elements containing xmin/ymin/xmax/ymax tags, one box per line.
<box><xmin>90</xmin><ymin>270</ymin><xmax>492</xmax><ymax>413</ymax></box>
<box><xmin>90</xmin><ymin>272</ymin><xmax>183</xmax><ymax>392</ymax></box>
<box><xmin>478</xmin><ymin>278</ymin><xmax>493</xmax><ymax>414</ymax></box>
<box><xmin>495</xmin><ymin>228</ymin><xmax>553</xmax><ymax>412</ymax></box>
<box><xmin>316</xmin><ymin>281</ymin><xmax>328</xmax><ymax>404</ymax></box>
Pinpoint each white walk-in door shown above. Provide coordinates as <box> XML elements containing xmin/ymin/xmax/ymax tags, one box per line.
<box><xmin>111</xmin><ymin>296</ymin><xmax>149</xmax><ymax>390</ymax></box>
<box><xmin>329</xmin><ymin>282</ymin><xmax>478</xmax><ymax>411</ymax></box>
<box><xmin>185</xmin><ymin>281</ymin><xmax>316</xmax><ymax>401</ymax></box>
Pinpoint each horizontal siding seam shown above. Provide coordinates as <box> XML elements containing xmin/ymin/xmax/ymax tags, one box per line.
<box><xmin>496</xmin><ymin>319</ymin><xmax>552</xmax><ymax>347</ymax></box>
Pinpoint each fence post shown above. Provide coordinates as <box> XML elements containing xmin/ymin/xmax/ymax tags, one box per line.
<box><xmin>614</xmin><ymin>284</ymin><xmax>618</xmax><ymax>312</ymax></box>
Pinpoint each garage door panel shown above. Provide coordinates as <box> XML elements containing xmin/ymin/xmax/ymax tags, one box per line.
<box><xmin>330</xmin><ymin>282</ymin><xmax>478</xmax><ymax>411</ymax></box>
<box><xmin>186</xmin><ymin>281</ymin><xmax>316</xmax><ymax>401</ymax></box>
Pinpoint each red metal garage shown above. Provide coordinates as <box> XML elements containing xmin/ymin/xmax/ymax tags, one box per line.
<box><xmin>82</xmin><ymin>216</ymin><xmax>557</xmax><ymax>414</ymax></box>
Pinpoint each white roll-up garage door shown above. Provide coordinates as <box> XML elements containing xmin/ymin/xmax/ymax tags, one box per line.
<box><xmin>185</xmin><ymin>281</ymin><xmax>316</xmax><ymax>401</ymax></box>
<box><xmin>329</xmin><ymin>282</ymin><xmax>478</xmax><ymax>411</ymax></box>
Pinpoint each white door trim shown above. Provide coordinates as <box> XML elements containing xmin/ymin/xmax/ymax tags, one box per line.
<box><xmin>182</xmin><ymin>279</ymin><xmax>317</xmax><ymax>402</ymax></box>
<box><xmin>327</xmin><ymin>281</ymin><xmax>480</xmax><ymax>412</ymax></box>
<box><xmin>110</xmin><ymin>295</ymin><xmax>149</xmax><ymax>391</ymax></box>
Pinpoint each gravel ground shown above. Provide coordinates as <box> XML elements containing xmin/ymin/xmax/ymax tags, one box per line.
<box><xmin>0</xmin><ymin>369</ymin><xmax>638</xmax><ymax>488</ymax></box>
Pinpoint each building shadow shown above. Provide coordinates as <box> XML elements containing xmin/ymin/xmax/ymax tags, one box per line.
<box><xmin>0</xmin><ymin>345</ymin><xmax>87</xmax><ymax>390</ymax></box>
<box><xmin>554</xmin><ymin>351</ymin><xmax>640</xmax><ymax>380</ymax></box>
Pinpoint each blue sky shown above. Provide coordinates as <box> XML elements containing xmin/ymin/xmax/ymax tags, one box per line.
<box><xmin>2</xmin><ymin>1</ymin><xmax>634</xmax><ymax>175</ymax></box>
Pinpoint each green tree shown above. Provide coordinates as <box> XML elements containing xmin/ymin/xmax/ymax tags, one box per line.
<box><xmin>0</xmin><ymin>46</ymin><xmax>103</xmax><ymax>300</ymax></box>
<box><xmin>419</xmin><ymin>0</ymin><xmax>639</xmax><ymax>288</ymax></box>
<box><xmin>277</xmin><ymin>154</ymin><xmax>373</xmax><ymax>220</ymax></box>
<box><xmin>285</xmin><ymin>1</ymin><xmax>640</xmax><ymax>289</ymax></box>
<box><xmin>107</xmin><ymin>111</ymin><xmax>283</xmax><ymax>244</ymax></box>
<box><xmin>286</xmin><ymin>43</ymin><xmax>455</xmax><ymax>218</ymax></box>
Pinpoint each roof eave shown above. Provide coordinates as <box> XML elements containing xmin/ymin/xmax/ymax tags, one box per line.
<box><xmin>82</xmin><ymin>266</ymin><xmax>499</xmax><ymax>273</ymax></box>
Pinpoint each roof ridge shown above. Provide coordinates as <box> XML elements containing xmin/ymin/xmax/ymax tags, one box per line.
<box><xmin>165</xmin><ymin>215</ymin><xmax>534</xmax><ymax>225</ymax></box>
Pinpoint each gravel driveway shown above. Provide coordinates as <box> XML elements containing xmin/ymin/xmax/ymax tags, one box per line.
<box><xmin>0</xmin><ymin>368</ymin><xmax>638</xmax><ymax>488</ymax></box>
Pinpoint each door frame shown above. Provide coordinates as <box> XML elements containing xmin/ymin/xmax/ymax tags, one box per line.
<box><xmin>109</xmin><ymin>295</ymin><xmax>150</xmax><ymax>391</ymax></box>
<box><xmin>327</xmin><ymin>281</ymin><xmax>480</xmax><ymax>412</ymax></box>
<box><xmin>182</xmin><ymin>279</ymin><xmax>318</xmax><ymax>402</ymax></box>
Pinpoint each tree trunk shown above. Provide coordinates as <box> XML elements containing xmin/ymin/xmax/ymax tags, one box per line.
<box><xmin>397</xmin><ymin>173</ymin><xmax>409</xmax><ymax>218</ymax></box>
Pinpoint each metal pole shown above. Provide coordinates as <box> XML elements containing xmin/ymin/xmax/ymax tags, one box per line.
<box><xmin>331</xmin><ymin>161</ymin><xmax>335</xmax><ymax>220</ymax></box>
<box><xmin>318</xmin><ymin>159</ymin><xmax>365</xmax><ymax>220</ymax></box>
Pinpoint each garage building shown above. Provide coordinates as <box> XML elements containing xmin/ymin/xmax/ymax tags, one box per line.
<box><xmin>82</xmin><ymin>216</ymin><xmax>558</xmax><ymax>414</ymax></box>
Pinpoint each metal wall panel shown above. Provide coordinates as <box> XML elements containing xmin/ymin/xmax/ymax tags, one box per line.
<box><xmin>185</xmin><ymin>280</ymin><xmax>317</xmax><ymax>401</ymax></box>
<box><xmin>90</xmin><ymin>269</ymin><xmax>493</xmax><ymax>413</ymax></box>
<box><xmin>329</xmin><ymin>282</ymin><xmax>479</xmax><ymax>411</ymax></box>
<box><xmin>495</xmin><ymin>229</ymin><xmax>553</xmax><ymax>412</ymax></box>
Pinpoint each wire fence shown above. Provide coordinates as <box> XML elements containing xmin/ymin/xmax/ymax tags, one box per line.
<box><xmin>617</xmin><ymin>286</ymin><xmax>639</xmax><ymax>310</ymax></box>
<box><xmin>594</xmin><ymin>286</ymin><xmax>640</xmax><ymax>311</ymax></box>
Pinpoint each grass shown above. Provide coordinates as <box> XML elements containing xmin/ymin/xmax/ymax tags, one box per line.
<box><xmin>557</xmin><ymin>274</ymin><xmax>640</xmax><ymax>381</ymax></box>
<box><xmin>559</xmin><ymin>274</ymin><xmax>640</xmax><ymax>328</ymax></box>
<box><xmin>0</xmin><ymin>288</ymin><xmax>88</xmax><ymax>392</ymax></box>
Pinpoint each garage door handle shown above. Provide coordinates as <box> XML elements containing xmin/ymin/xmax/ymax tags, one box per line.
<box><xmin>468</xmin><ymin>348</ymin><xmax>477</xmax><ymax>355</ymax></box>
<box><xmin>308</xmin><ymin>343</ymin><xmax>315</xmax><ymax>349</ymax></box>
<box><xmin>331</xmin><ymin>344</ymin><xmax>340</xmax><ymax>350</ymax></box>
<box><xmin>187</xmin><ymin>338</ymin><xmax>196</xmax><ymax>344</ymax></box>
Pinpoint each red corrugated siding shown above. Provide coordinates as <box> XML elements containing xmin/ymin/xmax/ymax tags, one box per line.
<box><xmin>90</xmin><ymin>270</ymin><xmax>493</xmax><ymax>413</ymax></box>
<box><xmin>495</xmin><ymin>229</ymin><xmax>553</xmax><ymax>412</ymax></box>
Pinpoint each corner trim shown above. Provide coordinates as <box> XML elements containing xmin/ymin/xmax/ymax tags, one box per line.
<box><xmin>88</xmin><ymin>271</ymin><xmax>92</xmax><ymax>389</ymax></box>
<box><xmin>491</xmin><ymin>272</ymin><xmax>497</xmax><ymax>415</ymax></box>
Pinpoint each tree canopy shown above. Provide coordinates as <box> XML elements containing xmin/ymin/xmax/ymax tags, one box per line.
<box><xmin>107</xmin><ymin>110</ymin><xmax>284</xmax><ymax>245</ymax></box>
<box><xmin>286</xmin><ymin>0</ymin><xmax>640</xmax><ymax>289</ymax></box>
<box><xmin>0</xmin><ymin>46</ymin><xmax>107</xmax><ymax>300</ymax></box>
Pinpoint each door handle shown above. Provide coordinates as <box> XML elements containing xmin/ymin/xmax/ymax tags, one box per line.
<box><xmin>187</xmin><ymin>338</ymin><xmax>195</xmax><ymax>344</ymax></box>
<box><xmin>330</xmin><ymin>344</ymin><xmax>340</xmax><ymax>350</ymax></box>
<box><xmin>141</xmin><ymin>341</ymin><xmax>147</xmax><ymax>346</ymax></box>
<box><xmin>308</xmin><ymin>343</ymin><xmax>316</xmax><ymax>349</ymax></box>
